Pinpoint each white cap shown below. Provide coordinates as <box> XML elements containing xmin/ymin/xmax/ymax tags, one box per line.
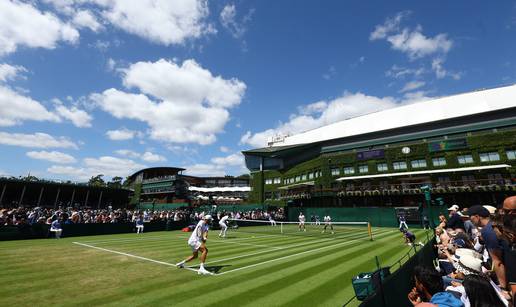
<box><xmin>453</xmin><ymin>254</ymin><xmax>482</xmax><ymax>275</ymax></box>
<box><xmin>204</xmin><ymin>214</ymin><xmax>213</xmax><ymax>221</ymax></box>
<box><xmin>483</xmin><ymin>205</ymin><xmax>497</xmax><ymax>215</ymax></box>
<box><xmin>447</xmin><ymin>205</ymin><xmax>459</xmax><ymax>211</ymax></box>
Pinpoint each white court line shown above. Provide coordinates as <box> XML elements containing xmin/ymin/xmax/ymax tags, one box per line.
<box><xmin>72</xmin><ymin>241</ymin><xmax>200</xmax><ymax>274</ymax></box>
<box><xmin>216</xmin><ymin>230</ymin><xmax>396</xmax><ymax>276</ymax></box>
<box><xmin>194</xmin><ymin>229</ymin><xmax>393</xmax><ymax>267</ymax></box>
<box><xmin>81</xmin><ymin>233</ymin><xmax>280</xmax><ymax>245</ymax></box>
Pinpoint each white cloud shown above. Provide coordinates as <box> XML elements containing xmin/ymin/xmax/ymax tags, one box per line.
<box><xmin>183</xmin><ymin>163</ymin><xmax>226</xmax><ymax>177</ymax></box>
<box><xmin>141</xmin><ymin>151</ymin><xmax>166</xmax><ymax>163</ymax></box>
<box><xmin>240</xmin><ymin>91</ymin><xmax>435</xmax><ymax>148</ymax></box>
<box><xmin>115</xmin><ymin>149</ymin><xmax>166</xmax><ymax>163</ymax></box>
<box><xmin>92</xmin><ymin>58</ymin><xmax>246</xmax><ymax>145</ymax></box>
<box><xmin>211</xmin><ymin>153</ymin><xmax>244</xmax><ymax>167</ymax></box>
<box><xmin>0</xmin><ymin>132</ymin><xmax>78</xmax><ymax>149</ymax></box>
<box><xmin>322</xmin><ymin>66</ymin><xmax>337</xmax><ymax>80</ymax></box>
<box><xmin>26</xmin><ymin>150</ymin><xmax>76</xmax><ymax>164</ymax></box>
<box><xmin>183</xmin><ymin>152</ymin><xmax>246</xmax><ymax>177</ymax></box>
<box><xmin>94</xmin><ymin>0</ymin><xmax>214</xmax><ymax>45</ymax></box>
<box><xmin>385</xmin><ymin>65</ymin><xmax>425</xmax><ymax>79</ymax></box>
<box><xmin>399</xmin><ymin>81</ymin><xmax>425</xmax><ymax>93</ymax></box>
<box><xmin>432</xmin><ymin>58</ymin><xmax>461</xmax><ymax>80</ymax></box>
<box><xmin>0</xmin><ymin>64</ymin><xmax>27</xmax><ymax>82</ymax></box>
<box><xmin>370</xmin><ymin>12</ymin><xmax>452</xmax><ymax>60</ymax></box>
<box><xmin>220</xmin><ymin>4</ymin><xmax>253</xmax><ymax>39</ymax></box>
<box><xmin>219</xmin><ymin>146</ymin><xmax>230</xmax><ymax>153</ymax></box>
<box><xmin>72</xmin><ymin>9</ymin><xmax>102</xmax><ymax>32</ymax></box>
<box><xmin>48</xmin><ymin>155</ymin><xmax>145</xmax><ymax>180</ymax></box>
<box><xmin>53</xmin><ymin>100</ymin><xmax>93</xmax><ymax>127</ymax></box>
<box><xmin>106</xmin><ymin>128</ymin><xmax>138</xmax><ymax>140</ymax></box>
<box><xmin>0</xmin><ymin>0</ymin><xmax>79</xmax><ymax>56</ymax></box>
<box><xmin>0</xmin><ymin>86</ymin><xmax>61</xmax><ymax>126</ymax></box>
<box><xmin>106</xmin><ymin>58</ymin><xmax>116</xmax><ymax>71</ymax></box>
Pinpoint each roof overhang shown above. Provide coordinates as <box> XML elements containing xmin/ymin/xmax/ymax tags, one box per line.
<box><xmin>336</xmin><ymin>164</ymin><xmax>512</xmax><ymax>181</ymax></box>
<box><xmin>188</xmin><ymin>186</ymin><xmax>251</xmax><ymax>192</ymax></box>
<box><xmin>278</xmin><ymin>181</ymin><xmax>315</xmax><ymax>190</ymax></box>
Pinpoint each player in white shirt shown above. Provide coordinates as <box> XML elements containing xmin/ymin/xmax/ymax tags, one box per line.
<box><xmin>218</xmin><ymin>214</ymin><xmax>229</xmax><ymax>238</ymax></box>
<box><xmin>322</xmin><ymin>215</ymin><xmax>334</xmax><ymax>234</ymax></box>
<box><xmin>176</xmin><ymin>215</ymin><xmax>213</xmax><ymax>275</ymax></box>
<box><xmin>298</xmin><ymin>213</ymin><xmax>306</xmax><ymax>232</ymax></box>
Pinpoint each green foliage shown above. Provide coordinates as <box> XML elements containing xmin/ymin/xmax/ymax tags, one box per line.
<box><xmin>88</xmin><ymin>174</ymin><xmax>106</xmax><ymax>187</ymax></box>
<box><xmin>130</xmin><ymin>183</ymin><xmax>142</xmax><ymax>205</ymax></box>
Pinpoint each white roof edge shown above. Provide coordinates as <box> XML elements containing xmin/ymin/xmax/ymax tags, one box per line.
<box><xmin>335</xmin><ymin>164</ymin><xmax>512</xmax><ymax>181</ymax></box>
<box><xmin>273</xmin><ymin>84</ymin><xmax>516</xmax><ymax>147</ymax></box>
<box><xmin>189</xmin><ymin>186</ymin><xmax>251</xmax><ymax>192</ymax></box>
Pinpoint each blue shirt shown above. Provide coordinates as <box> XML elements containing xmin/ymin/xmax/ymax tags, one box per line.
<box><xmin>481</xmin><ymin>222</ymin><xmax>501</xmax><ymax>251</ymax></box>
<box><xmin>51</xmin><ymin>220</ymin><xmax>61</xmax><ymax>230</ymax></box>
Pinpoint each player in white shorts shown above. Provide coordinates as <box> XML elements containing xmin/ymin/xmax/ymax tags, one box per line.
<box><xmin>299</xmin><ymin>212</ymin><xmax>306</xmax><ymax>232</ymax></box>
<box><xmin>218</xmin><ymin>214</ymin><xmax>229</xmax><ymax>238</ymax></box>
<box><xmin>176</xmin><ymin>215</ymin><xmax>213</xmax><ymax>275</ymax></box>
<box><xmin>322</xmin><ymin>215</ymin><xmax>334</xmax><ymax>234</ymax></box>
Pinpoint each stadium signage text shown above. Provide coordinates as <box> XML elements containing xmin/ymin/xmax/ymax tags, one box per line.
<box><xmin>356</xmin><ymin>149</ymin><xmax>385</xmax><ymax>161</ymax></box>
<box><xmin>428</xmin><ymin>138</ymin><xmax>468</xmax><ymax>152</ymax></box>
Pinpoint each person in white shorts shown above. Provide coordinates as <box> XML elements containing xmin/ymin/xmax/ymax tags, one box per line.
<box><xmin>269</xmin><ymin>213</ymin><xmax>277</xmax><ymax>226</ymax></box>
<box><xmin>135</xmin><ymin>215</ymin><xmax>144</xmax><ymax>233</ymax></box>
<box><xmin>176</xmin><ymin>215</ymin><xmax>213</xmax><ymax>275</ymax></box>
<box><xmin>50</xmin><ymin>217</ymin><xmax>63</xmax><ymax>239</ymax></box>
<box><xmin>299</xmin><ymin>212</ymin><xmax>306</xmax><ymax>232</ymax></box>
<box><xmin>322</xmin><ymin>215</ymin><xmax>334</xmax><ymax>234</ymax></box>
<box><xmin>219</xmin><ymin>214</ymin><xmax>229</xmax><ymax>238</ymax></box>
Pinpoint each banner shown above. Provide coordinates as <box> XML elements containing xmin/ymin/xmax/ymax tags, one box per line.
<box><xmin>428</xmin><ymin>138</ymin><xmax>468</xmax><ymax>152</ymax></box>
<box><xmin>357</xmin><ymin>149</ymin><xmax>385</xmax><ymax>161</ymax></box>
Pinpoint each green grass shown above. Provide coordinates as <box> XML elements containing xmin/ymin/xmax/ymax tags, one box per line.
<box><xmin>0</xmin><ymin>225</ymin><xmax>429</xmax><ymax>307</ymax></box>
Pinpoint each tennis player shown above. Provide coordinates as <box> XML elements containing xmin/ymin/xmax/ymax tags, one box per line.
<box><xmin>176</xmin><ymin>215</ymin><xmax>213</xmax><ymax>275</ymax></box>
<box><xmin>299</xmin><ymin>212</ymin><xmax>306</xmax><ymax>232</ymax></box>
<box><xmin>219</xmin><ymin>214</ymin><xmax>229</xmax><ymax>238</ymax></box>
<box><xmin>322</xmin><ymin>215</ymin><xmax>334</xmax><ymax>234</ymax></box>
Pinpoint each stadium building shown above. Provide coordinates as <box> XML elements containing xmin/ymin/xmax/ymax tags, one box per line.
<box><xmin>242</xmin><ymin>85</ymin><xmax>516</xmax><ymax>212</ymax></box>
<box><xmin>127</xmin><ymin>167</ymin><xmax>250</xmax><ymax>209</ymax></box>
<box><xmin>0</xmin><ymin>177</ymin><xmax>131</xmax><ymax>209</ymax></box>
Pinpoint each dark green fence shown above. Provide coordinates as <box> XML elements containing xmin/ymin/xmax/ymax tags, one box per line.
<box><xmin>287</xmin><ymin>207</ymin><xmax>445</xmax><ymax>228</ymax></box>
<box><xmin>0</xmin><ymin>220</ymin><xmax>189</xmax><ymax>241</ymax></box>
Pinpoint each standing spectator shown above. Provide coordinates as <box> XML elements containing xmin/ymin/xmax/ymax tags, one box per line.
<box><xmin>500</xmin><ymin>197</ymin><xmax>516</xmax><ymax>301</ymax></box>
<box><xmin>422</xmin><ymin>215</ymin><xmax>430</xmax><ymax>230</ymax></box>
<box><xmin>468</xmin><ymin>205</ymin><xmax>507</xmax><ymax>293</ymax></box>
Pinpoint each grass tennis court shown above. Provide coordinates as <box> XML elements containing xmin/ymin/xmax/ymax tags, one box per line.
<box><xmin>0</xmin><ymin>225</ymin><xmax>428</xmax><ymax>306</ymax></box>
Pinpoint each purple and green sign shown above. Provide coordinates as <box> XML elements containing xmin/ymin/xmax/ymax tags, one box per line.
<box><xmin>428</xmin><ymin>138</ymin><xmax>468</xmax><ymax>152</ymax></box>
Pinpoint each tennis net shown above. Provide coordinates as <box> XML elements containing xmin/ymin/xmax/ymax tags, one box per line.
<box><xmin>228</xmin><ymin>219</ymin><xmax>373</xmax><ymax>240</ymax></box>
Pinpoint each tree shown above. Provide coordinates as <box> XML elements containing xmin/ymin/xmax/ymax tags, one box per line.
<box><xmin>88</xmin><ymin>174</ymin><xmax>106</xmax><ymax>187</ymax></box>
<box><xmin>108</xmin><ymin>176</ymin><xmax>123</xmax><ymax>189</ymax></box>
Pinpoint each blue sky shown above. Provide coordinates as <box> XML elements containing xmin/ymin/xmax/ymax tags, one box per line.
<box><xmin>0</xmin><ymin>0</ymin><xmax>515</xmax><ymax>181</ymax></box>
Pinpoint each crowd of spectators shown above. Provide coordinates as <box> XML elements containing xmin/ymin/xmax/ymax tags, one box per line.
<box><xmin>407</xmin><ymin>196</ymin><xmax>515</xmax><ymax>306</ymax></box>
<box><xmin>0</xmin><ymin>206</ymin><xmax>286</xmax><ymax>228</ymax></box>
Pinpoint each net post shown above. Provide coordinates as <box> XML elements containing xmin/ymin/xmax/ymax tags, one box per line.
<box><xmin>368</xmin><ymin>222</ymin><xmax>373</xmax><ymax>241</ymax></box>
<box><xmin>280</xmin><ymin>222</ymin><xmax>283</xmax><ymax>234</ymax></box>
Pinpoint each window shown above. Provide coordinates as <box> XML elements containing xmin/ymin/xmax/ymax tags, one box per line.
<box><xmin>265</xmin><ymin>192</ymin><xmax>272</xmax><ymax>200</ymax></box>
<box><xmin>343</xmin><ymin>166</ymin><xmax>355</xmax><ymax>175</ymax></box>
<box><xmin>301</xmin><ymin>174</ymin><xmax>307</xmax><ymax>181</ymax></box>
<box><xmin>438</xmin><ymin>176</ymin><xmax>451</xmax><ymax>186</ymax></box>
<box><xmin>457</xmin><ymin>154</ymin><xmax>474</xmax><ymax>164</ymax></box>
<box><xmin>507</xmin><ymin>150</ymin><xmax>516</xmax><ymax>160</ymax></box>
<box><xmin>265</xmin><ymin>179</ymin><xmax>273</xmax><ymax>185</ymax></box>
<box><xmin>487</xmin><ymin>173</ymin><xmax>503</xmax><ymax>184</ymax></box>
<box><xmin>432</xmin><ymin>157</ymin><xmax>447</xmax><ymax>167</ymax></box>
<box><xmin>295</xmin><ymin>176</ymin><xmax>301</xmax><ymax>182</ymax></box>
<box><xmin>393</xmin><ymin>161</ymin><xmax>407</xmax><ymax>170</ymax></box>
<box><xmin>479</xmin><ymin>152</ymin><xmax>500</xmax><ymax>162</ymax></box>
<box><xmin>377</xmin><ymin>163</ymin><xmax>388</xmax><ymax>172</ymax></box>
<box><xmin>331</xmin><ymin>168</ymin><xmax>340</xmax><ymax>176</ymax></box>
<box><xmin>308</xmin><ymin>172</ymin><xmax>314</xmax><ymax>179</ymax></box>
<box><xmin>411</xmin><ymin>159</ymin><xmax>427</xmax><ymax>168</ymax></box>
<box><xmin>273</xmin><ymin>178</ymin><xmax>281</xmax><ymax>184</ymax></box>
<box><xmin>358</xmin><ymin>165</ymin><xmax>369</xmax><ymax>173</ymax></box>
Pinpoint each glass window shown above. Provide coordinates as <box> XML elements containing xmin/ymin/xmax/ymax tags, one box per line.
<box><xmin>377</xmin><ymin>163</ymin><xmax>388</xmax><ymax>172</ymax></box>
<box><xmin>273</xmin><ymin>178</ymin><xmax>281</xmax><ymax>184</ymax></box>
<box><xmin>432</xmin><ymin>157</ymin><xmax>447</xmax><ymax>167</ymax></box>
<box><xmin>479</xmin><ymin>152</ymin><xmax>500</xmax><ymax>162</ymax></box>
<box><xmin>457</xmin><ymin>154</ymin><xmax>474</xmax><ymax>164</ymax></box>
<box><xmin>265</xmin><ymin>179</ymin><xmax>272</xmax><ymax>185</ymax></box>
<box><xmin>411</xmin><ymin>159</ymin><xmax>427</xmax><ymax>168</ymax></box>
<box><xmin>462</xmin><ymin>175</ymin><xmax>476</xmax><ymax>185</ymax></box>
<box><xmin>301</xmin><ymin>174</ymin><xmax>307</xmax><ymax>181</ymax></box>
<box><xmin>507</xmin><ymin>150</ymin><xmax>516</xmax><ymax>160</ymax></box>
<box><xmin>308</xmin><ymin>172</ymin><xmax>314</xmax><ymax>179</ymax></box>
<box><xmin>295</xmin><ymin>176</ymin><xmax>301</xmax><ymax>182</ymax></box>
<box><xmin>358</xmin><ymin>165</ymin><xmax>369</xmax><ymax>173</ymax></box>
<box><xmin>343</xmin><ymin>166</ymin><xmax>355</xmax><ymax>175</ymax></box>
<box><xmin>393</xmin><ymin>161</ymin><xmax>407</xmax><ymax>170</ymax></box>
<box><xmin>331</xmin><ymin>168</ymin><xmax>340</xmax><ymax>176</ymax></box>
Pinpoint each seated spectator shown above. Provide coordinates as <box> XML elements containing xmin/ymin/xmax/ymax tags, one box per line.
<box><xmin>407</xmin><ymin>266</ymin><xmax>463</xmax><ymax>306</ymax></box>
<box><xmin>446</xmin><ymin>205</ymin><xmax>465</xmax><ymax>232</ymax></box>
<box><xmin>463</xmin><ymin>274</ymin><xmax>507</xmax><ymax>307</ymax></box>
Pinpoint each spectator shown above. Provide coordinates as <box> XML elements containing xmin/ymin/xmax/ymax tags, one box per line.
<box><xmin>408</xmin><ymin>266</ymin><xmax>463</xmax><ymax>306</ymax></box>
<box><xmin>468</xmin><ymin>205</ymin><xmax>507</xmax><ymax>293</ymax></box>
<box><xmin>463</xmin><ymin>274</ymin><xmax>506</xmax><ymax>307</ymax></box>
<box><xmin>446</xmin><ymin>205</ymin><xmax>465</xmax><ymax>231</ymax></box>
